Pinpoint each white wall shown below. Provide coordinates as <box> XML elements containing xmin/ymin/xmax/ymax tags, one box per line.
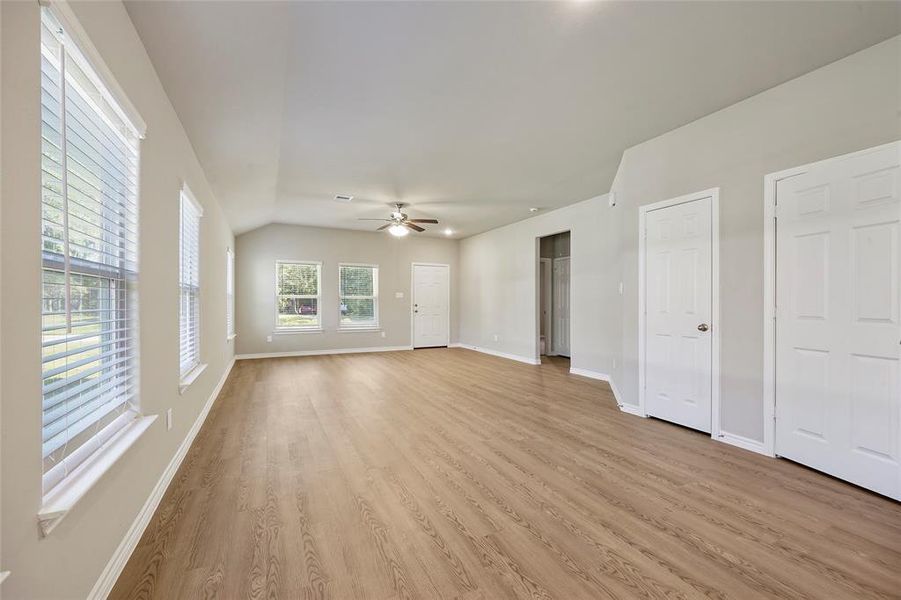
<box><xmin>236</xmin><ymin>223</ymin><xmax>459</xmax><ymax>356</ymax></box>
<box><xmin>458</xmin><ymin>195</ymin><xmax>621</xmax><ymax>374</ymax></box>
<box><xmin>0</xmin><ymin>2</ymin><xmax>234</xmax><ymax>598</ymax></box>
<box><xmin>611</xmin><ymin>35</ymin><xmax>901</xmax><ymax>442</ymax></box>
<box><xmin>457</xmin><ymin>36</ymin><xmax>901</xmax><ymax>443</ymax></box>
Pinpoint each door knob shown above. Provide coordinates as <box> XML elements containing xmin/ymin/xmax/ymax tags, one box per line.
<box><xmin>697</xmin><ymin>323</ymin><xmax>709</xmax><ymax>332</ymax></box>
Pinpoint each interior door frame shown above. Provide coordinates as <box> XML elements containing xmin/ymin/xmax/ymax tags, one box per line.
<box><xmin>539</xmin><ymin>257</ymin><xmax>553</xmax><ymax>355</ymax></box>
<box><xmin>762</xmin><ymin>140</ymin><xmax>901</xmax><ymax>459</ymax></box>
<box><xmin>410</xmin><ymin>262</ymin><xmax>450</xmax><ymax>348</ymax></box>
<box><xmin>638</xmin><ymin>188</ymin><xmax>721</xmax><ymax>438</ymax></box>
<box><xmin>533</xmin><ymin>230</ymin><xmax>572</xmax><ymax>363</ymax></box>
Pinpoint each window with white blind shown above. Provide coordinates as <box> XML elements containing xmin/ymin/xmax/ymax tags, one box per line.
<box><xmin>40</xmin><ymin>8</ymin><xmax>143</xmax><ymax>497</ymax></box>
<box><xmin>339</xmin><ymin>264</ymin><xmax>379</xmax><ymax>329</ymax></box>
<box><xmin>179</xmin><ymin>187</ymin><xmax>203</xmax><ymax>380</ymax></box>
<box><xmin>226</xmin><ymin>248</ymin><xmax>236</xmax><ymax>340</ymax></box>
<box><xmin>276</xmin><ymin>261</ymin><xmax>321</xmax><ymax>330</ymax></box>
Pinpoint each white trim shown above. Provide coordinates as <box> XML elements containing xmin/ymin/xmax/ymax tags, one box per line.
<box><xmin>716</xmin><ymin>432</ymin><xmax>769</xmax><ymax>456</ymax></box>
<box><xmin>0</xmin><ymin>571</ymin><xmax>9</xmax><ymax>586</ymax></box>
<box><xmin>411</xmin><ymin>262</ymin><xmax>451</xmax><ymax>348</ymax></box>
<box><xmin>569</xmin><ymin>368</ymin><xmax>627</xmax><ymax>407</ymax></box>
<box><xmin>618</xmin><ymin>403</ymin><xmax>646</xmax><ymax>418</ymax></box>
<box><xmin>638</xmin><ymin>188</ymin><xmax>720</xmax><ymax>432</ymax></box>
<box><xmin>38</xmin><ymin>414</ymin><xmax>157</xmax><ymax>537</ymax></box>
<box><xmin>539</xmin><ymin>257</ymin><xmax>552</xmax><ymax>356</ymax></box>
<box><xmin>236</xmin><ymin>346</ymin><xmax>413</xmax><ymax>360</ymax></box>
<box><xmin>761</xmin><ymin>140</ymin><xmax>901</xmax><ymax>459</ymax></box>
<box><xmin>449</xmin><ymin>343</ymin><xmax>540</xmax><ymax>365</ymax></box>
<box><xmin>178</xmin><ymin>362</ymin><xmax>207</xmax><ymax>395</ymax></box>
<box><xmin>180</xmin><ymin>182</ymin><xmax>203</xmax><ymax>217</ymax></box>
<box><xmin>568</xmin><ymin>367</ymin><xmax>610</xmax><ymax>381</ymax></box>
<box><xmin>87</xmin><ymin>358</ymin><xmax>236</xmax><ymax>600</ymax></box>
<box><xmin>40</xmin><ymin>0</ymin><xmax>147</xmax><ymax>138</ymax></box>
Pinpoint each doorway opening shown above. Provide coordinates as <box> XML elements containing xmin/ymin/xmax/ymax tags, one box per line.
<box><xmin>537</xmin><ymin>231</ymin><xmax>571</xmax><ymax>363</ymax></box>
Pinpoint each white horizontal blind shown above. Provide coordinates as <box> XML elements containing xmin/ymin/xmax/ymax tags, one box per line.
<box><xmin>226</xmin><ymin>248</ymin><xmax>235</xmax><ymax>338</ymax></box>
<box><xmin>339</xmin><ymin>264</ymin><xmax>379</xmax><ymax>328</ymax></box>
<box><xmin>179</xmin><ymin>189</ymin><xmax>202</xmax><ymax>378</ymax></box>
<box><xmin>276</xmin><ymin>261</ymin><xmax>321</xmax><ymax>329</ymax></box>
<box><xmin>40</xmin><ymin>9</ymin><xmax>141</xmax><ymax>494</ymax></box>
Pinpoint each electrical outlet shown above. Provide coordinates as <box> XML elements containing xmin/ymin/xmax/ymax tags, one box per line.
<box><xmin>492</xmin><ymin>334</ymin><xmax>499</xmax><ymax>342</ymax></box>
<box><xmin>266</xmin><ymin>335</ymin><xmax>272</xmax><ymax>343</ymax></box>
<box><xmin>380</xmin><ymin>331</ymin><xmax>386</xmax><ymax>338</ymax></box>
<box><xmin>618</xmin><ymin>282</ymin><xmax>623</xmax><ymax>295</ymax></box>
<box><xmin>166</xmin><ymin>408</ymin><xmax>173</xmax><ymax>431</ymax></box>
<box><xmin>613</xmin><ymin>358</ymin><xmax>617</xmax><ymax>370</ymax></box>
<box><xmin>395</xmin><ymin>291</ymin><xmax>404</xmax><ymax>299</ymax></box>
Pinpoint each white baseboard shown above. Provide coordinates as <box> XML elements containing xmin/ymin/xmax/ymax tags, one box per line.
<box><xmin>715</xmin><ymin>431</ymin><xmax>771</xmax><ymax>456</ymax></box>
<box><xmin>450</xmin><ymin>343</ymin><xmax>540</xmax><ymax>365</ymax></box>
<box><xmin>88</xmin><ymin>357</ymin><xmax>236</xmax><ymax>600</ymax></box>
<box><xmin>568</xmin><ymin>367</ymin><xmax>610</xmax><ymax>381</ymax></box>
<box><xmin>568</xmin><ymin>367</ymin><xmax>628</xmax><ymax>406</ymax></box>
<box><xmin>236</xmin><ymin>345</ymin><xmax>413</xmax><ymax>360</ymax></box>
<box><xmin>618</xmin><ymin>403</ymin><xmax>646</xmax><ymax>418</ymax></box>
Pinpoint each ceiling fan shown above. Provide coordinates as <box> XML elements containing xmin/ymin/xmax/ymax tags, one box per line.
<box><xmin>358</xmin><ymin>203</ymin><xmax>438</xmax><ymax>237</ymax></box>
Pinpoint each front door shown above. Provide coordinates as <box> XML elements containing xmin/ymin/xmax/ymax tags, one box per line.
<box><xmin>413</xmin><ymin>264</ymin><xmax>449</xmax><ymax>348</ymax></box>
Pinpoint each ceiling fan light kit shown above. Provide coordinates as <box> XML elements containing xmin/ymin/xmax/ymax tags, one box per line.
<box><xmin>360</xmin><ymin>203</ymin><xmax>440</xmax><ymax>236</ymax></box>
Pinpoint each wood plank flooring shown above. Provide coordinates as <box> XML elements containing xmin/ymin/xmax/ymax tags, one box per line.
<box><xmin>110</xmin><ymin>349</ymin><xmax>901</xmax><ymax>599</ymax></box>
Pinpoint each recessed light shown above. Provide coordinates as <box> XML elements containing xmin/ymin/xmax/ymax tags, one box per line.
<box><xmin>444</xmin><ymin>228</ymin><xmax>453</xmax><ymax>236</ymax></box>
<box><xmin>529</xmin><ymin>207</ymin><xmax>539</xmax><ymax>213</ymax></box>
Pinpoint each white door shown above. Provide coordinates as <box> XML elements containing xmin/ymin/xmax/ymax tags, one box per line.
<box><xmin>540</xmin><ymin>258</ymin><xmax>552</xmax><ymax>353</ymax></box>
<box><xmin>413</xmin><ymin>264</ymin><xmax>449</xmax><ymax>348</ymax></box>
<box><xmin>776</xmin><ymin>143</ymin><xmax>900</xmax><ymax>500</ymax></box>
<box><xmin>644</xmin><ymin>196</ymin><xmax>713</xmax><ymax>432</ymax></box>
<box><xmin>553</xmin><ymin>257</ymin><xmax>570</xmax><ymax>357</ymax></box>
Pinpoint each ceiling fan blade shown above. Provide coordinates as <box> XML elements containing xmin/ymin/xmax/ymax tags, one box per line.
<box><xmin>358</xmin><ymin>218</ymin><xmax>391</xmax><ymax>221</ymax></box>
<box><xmin>405</xmin><ymin>222</ymin><xmax>425</xmax><ymax>232</ymax></box>
<box><xmin>408</xmin><ymin>219</ymin><xmax>439</xmax><ymax>224</ymax></box>
<box><xmin>376</xmin><ymin>223</ymin><xmax>392</xmax><ymax>231</ymax></box>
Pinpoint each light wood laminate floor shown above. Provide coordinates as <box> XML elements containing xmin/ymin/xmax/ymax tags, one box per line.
<box><xmin>110</xmin><ymin>349</ymin><xmax>901</xmax><ymax>599</ymax></box>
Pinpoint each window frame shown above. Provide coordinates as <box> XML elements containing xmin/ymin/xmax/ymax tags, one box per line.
<box><xmin>226</xmin><ymin>247</ymin><xmax>236</xmax><ymax>341</ymax></box>
<box><xmin>338</xmin><ymin>263</ymin><xmax>380</xmax><ymax>330</ymax></box>
<box><xmin>37</xmin><ymin>3</ymin><xmax>154</xmax><ymax>536</ymax></box>
<box><xmin>178</xmin><ymin>184</ymin><xmax>204</xmax><ymax>386</ymax></box>
<box><xmin>275</xmin><ymin>260</ymin><xmax>322</xmax><ymax>332</ymax></box>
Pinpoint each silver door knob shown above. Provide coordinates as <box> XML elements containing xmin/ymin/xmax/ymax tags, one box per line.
<box><xmin>697</xmin><ymin>323</ymin><xmax>709</xmax><ymax>332</ymax></box>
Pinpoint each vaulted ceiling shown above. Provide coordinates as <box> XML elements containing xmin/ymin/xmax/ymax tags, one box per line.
<box><xmin>125</xmin><ymin>0</ymin><xmax>901</xmax><ymax>237</ymax></box>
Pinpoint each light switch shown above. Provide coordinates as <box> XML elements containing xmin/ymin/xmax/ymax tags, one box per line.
<box><xmin>395</xmin><ymin>291</ymin><xmax>404</xmax><ymax>299</ymax></box>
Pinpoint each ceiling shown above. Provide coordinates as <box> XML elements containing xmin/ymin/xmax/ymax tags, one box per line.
<box><xmin>125</xmin><ymin>1</ymin><xmax>901</xmax><ymax>237</ymax></box>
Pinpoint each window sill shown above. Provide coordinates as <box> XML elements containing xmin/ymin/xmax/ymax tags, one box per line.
<box><xmin>274</xmin><ymin>328</ymin><xmax>323</xmax><ymax>335</ymax></box>
<box><xmin>38</xmin><ymin>414</ymin><xmax>157</xmax><ymax>537</ymax></box>
<box><xmin>337</xmin><ymin>326</ymin><xmax>381</xmax><ymax>333</ymax></box>
<box><xmin>227</xmin><ymin>333</ymin><xmax>237</xmax><ymax>341</ymax></box>
<box><xmin>179</xmin><ymin>363</ymin><xmax>208</xmax><ymax>394</ymax></box>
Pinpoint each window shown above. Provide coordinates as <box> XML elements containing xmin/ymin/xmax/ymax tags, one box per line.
<box><xmin>276</xmin><ymin>261</ymin><xmax>321</xmax><ymax>330</ymax></box>
<box><xmin>339</xmin><ymin>264</ymin><xmax>379</xmax><ymax>328</ymax></box>
<box><xmin>226</xmin><ymin>247</ymin><xmax>236</xmax><ymax>339</ymax></box>
<box><xmin>40</xmin><ymin>9</ymin><xmax>142</xmax><ymax>495</ymax></box>
<box><xmin>179</xmin><ymin>187</ymin><xmax>203</xmax><ymax>379</ymax></box>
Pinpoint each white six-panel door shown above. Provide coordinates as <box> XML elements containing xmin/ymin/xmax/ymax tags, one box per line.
<box><xmin>413</xmin><ymin>264</ymin><xmax>449</xmax><ymax>348</ymax></box>
<box><xmin>775</xmin><ymin>143</ymin><xmax>900</xmax><ymax>500</ymax></box>
<box><xmin>552</xmin><ymin>257</ymin><xmax>570</xmax><ymax>357</ymax></box>
<box><xmin>644</xmin><ymin>196</ymin><xmax>714</xmax><ymax>433</ymax></box>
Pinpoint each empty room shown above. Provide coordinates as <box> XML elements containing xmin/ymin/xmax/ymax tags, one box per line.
<box><xmin>1</xmin><ymin>0</ymin><xmax>900</xmax><ymax>598</ymax></box>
